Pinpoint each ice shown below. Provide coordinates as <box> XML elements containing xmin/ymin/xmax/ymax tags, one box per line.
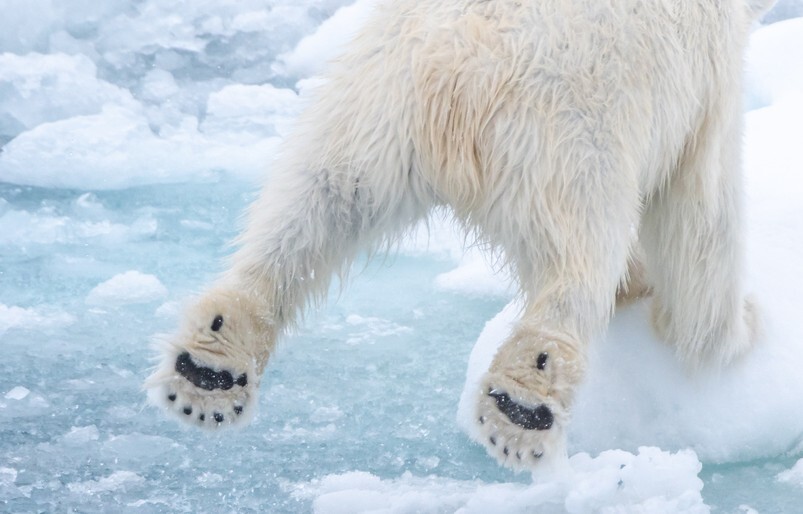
<box><xmin>275</xmin><ymin>0</ymin><xmax>379</xmax><ymax>79</ymax></box>
<box><xmin>0</xmin><ymin>52</ymin><xmax>137</xmax><ymax>142</ymax></box>
<box><xmin>0</xmin><ymin>304</ymin><xmax>74</xmax><ymax>335</ymax></box>
<box><xmin>777</xmin><ymin>458</ymin><xmax>803</xmax><ymax>487</ymax></box>
<box><xmin>294</xmin><ymin>448</ymin><xmax>706</xmax><ymax>514</ymax></box>
<box><xmin>67</xmin><ymin>470</ymin><xmax>145</xmax><ymax>495</ymax></box>
<box><xmin>4</xmin><ymin>386</ymin><xmax>30</xmax><ymax>401</ymax></box>
<box><xmin>61</xmin><ymin>425</ymin><xmax>100</xmax><ymax>445</ymax></box>
<box><xmin>434</xmin><ymin>251</ymin><xmax>513</xmax><ymax>298</ymax></box>
<box><xmin>203</xmin><ymin>83</ymin><xmax>301</xmax><ymax>140</ymax></box>
<box><xmin>86</xmin><ymin>270</ymin><xmax>168</xmax><ymax>306</ymax></box>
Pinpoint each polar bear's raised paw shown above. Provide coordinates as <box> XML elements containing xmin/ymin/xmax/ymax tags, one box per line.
<box><xmin>147</xmin><ymin>349</ymin><xmax>258</xmax><ymax>429</ymax></box>
<box><xmin>145</xmin><ymin>289</ymin><xmax>273</xmax><ymax>430</ymax></box>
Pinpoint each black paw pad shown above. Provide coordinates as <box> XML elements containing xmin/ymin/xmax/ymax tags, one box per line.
<box><xmin>174</xmin><ymin>352</ymin><xmax>247</xmax><ymax>391</ymax></box>
<box><xmin>168</xmin><ymin>393</ymin><xmax>176</xmax><ymax>402</ymax></box>
<box><xmin>199</xmin><ymin>413</ymin><xmax>205</xmax><ymax>421</ymax></box>
<box><xmin>233</xmin><ymin>405</ymin><xmax>243</xmax><ymax>416</ymax></box>
<box><xmin>488</xmin><ymin>390</ymin><xmax>554</xmax><ymax>430</ymax></box>
<box><xmin>213</xmin><ymin>412</ymin><xmax>224</xmax><ymax>423</ymax></box>
<box><xmin>183</xmin><ymin>406</ymin><xmax>192</xmax><ymax>415</ymax></box>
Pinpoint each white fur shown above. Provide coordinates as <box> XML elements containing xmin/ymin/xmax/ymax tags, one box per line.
<box><xmin>146</xmin><ymin>0</ymin><xmax>765</xmax><ymax>471</ymax></box>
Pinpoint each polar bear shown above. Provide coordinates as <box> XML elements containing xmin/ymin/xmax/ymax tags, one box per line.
<box><xmin>146</xmin><ymin>0</ymin><xmax>772</xmax><ymax>470</ymax></box>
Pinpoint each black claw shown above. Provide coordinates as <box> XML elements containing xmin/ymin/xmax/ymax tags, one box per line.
<box><xmin>199</xmin><ymin>413</ymin><xmax>205</xmax><ymax>421</ymax></box>
<box><xmin>478</xmin><ymin>416</ymin><xmax>485</xmax><ymax>425</ymax></box>
<box><xmin>213</xmin><ymin>412</ymin><xmax>224</xmax><ymax>423</ymax></box>
<box><xmin>516</xmin><ymin>451</ymin><xmax>522</xmax><ymax>460</ymax></box>
<box><xmin>233</xmin><ymin>405</ymin><xmax>243</xmax><ymax>416</ymax></box>
<box><xmin>175</xmin><ymin>352</ymin><xmax>243</xmax><ymax>391</ymax></box>
<box><xmin>503</xmin><ymin>447</ymin><xmax>509</xmax><ymax>456</ymax></box>
<box><xmin>533</xmin><ymin>451</ymin><xmax>544</xmax><ymax>459</ymax></box>
<box><xmin>489</xmin><ymin>436</ymin><xmax>496</xmax><ymax>446</ymax></box>
<box><xmin>183</xmin><ymin>406</ymin><xmax>192</xmax><ymax>415</ymax></box>
<box><xmin>488</xmin><ymin>390</ymin><xmax>554</xmax><ymax>430</ymax></box>
<box><xmin>168</xmin><ymin>393</ymin><xmax>176</xmax><ymax>402</ymax></box>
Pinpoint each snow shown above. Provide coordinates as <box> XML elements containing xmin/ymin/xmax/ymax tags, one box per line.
<box><xmin>744</xmin><ymin>17</ymin><xmax>803</xmax><ymax>109</ymax></box>
<box><xmin>0</xmin><ymin>1</ymin><xmax>802</xmax><ymax>512</ymax></box>
<box><xmin>294</xmin><ymin>448</ymin><xmax>706</xmax><ymax>514</ymax></box>
<box><xmin>86</xmin><ymin>270</ymin><xmax>168</xmax><ymax>306</ymax></box>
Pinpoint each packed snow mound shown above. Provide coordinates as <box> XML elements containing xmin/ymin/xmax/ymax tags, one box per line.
<box><xmin>745</xmin><ymin>17</ymin><xmax>803</xmax><ymax>109</ymax></box>
<box><xmin>458</xmin><ymin>94</ymin><xmax>803</xmax><ymax>464</ymax></box>
<box><xmin>293</xmin><ymin>447</ymin><xmax>707</xmax><ymax>514</ymax></box>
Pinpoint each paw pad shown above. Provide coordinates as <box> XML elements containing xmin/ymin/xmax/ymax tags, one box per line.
<box><xmin>174</xmin><ymin>352</ymin><xmax>247</xmax><ymax>391</ymax></box>
<box><xmin>488</xmin><ymin>390</ymin><xmax>553</xmax><ymax>430</ymax></box>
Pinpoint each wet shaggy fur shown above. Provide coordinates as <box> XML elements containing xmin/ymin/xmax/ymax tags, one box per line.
<box><xmin>146</xmin><ymin>0</ymin><xmax>772</xmax><ymax>471</ymax></box>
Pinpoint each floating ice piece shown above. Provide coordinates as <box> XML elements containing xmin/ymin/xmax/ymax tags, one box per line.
<box><xmin>203</xmin><ymin>83</ymin><xmax>300</xmax><ymax>140</ymax></box>
<box><xmin>0</xmin><ymin>52</ymin><xmax>137</xmax><ymax>140</ymax></box>
<box><xmin>0</xmin><ymin>304</ymin><xmax>74</xmax><ymax>336</ymax></box>
<box><xmin>4</xmin><ymin>386</ymin><xmax>30</xmax><ymax>401</ymax></box>
<box><xmin>434</xmin><ymin>250</ymin><xmax>513</xmax><ymax>298</ymax></box>
<box><xmin>61</xmin><ymin>425</ymin><xmax>100</xmax><ymax>446</ymax></box>
<box><xmin>86</xmin><ymin>270</ymin><xmax>168</xmax><ymax>306</ymax></box>
<box><xmin>0</xmin><ymin>103</ymin><xmax>281</xmax><ymax>189</ymax></box>
<box><xmin>67</xmin><ymin>470</ymin><xmax>145</xmax><ymax>495</ymax></box>
<box><xmin>275</xmin><ymin>0</ymin><xmax>379</xmax><ymax>78</ymax></box>
<box><xmin>293</xmin><ymin>447</ymin><xmax>706</xmax><ymax>514</ymax></box>
<box><xmin>777</xmin><ymin>458</ymin><xmax>803</xmax><ymax>487</ymax></box>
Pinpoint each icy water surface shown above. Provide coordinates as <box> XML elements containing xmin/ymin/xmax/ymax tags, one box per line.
<box><xmin>0</xmin><ymin>180</ymin><xmax>516</xmax><ymax>512</ymax></box>
<box><xmin>1</xmin><ymin>180</ymin><xmax>801</xmax><ymax>513</ymax></box>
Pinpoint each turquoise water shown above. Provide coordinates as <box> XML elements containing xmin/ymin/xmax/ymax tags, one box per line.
<box><xmin>0</xmin><ymin>181</ymin><xmax>800</xmax><ymax>512</ymax></box>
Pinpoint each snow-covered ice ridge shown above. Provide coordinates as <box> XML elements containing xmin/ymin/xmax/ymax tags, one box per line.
<box><xmin>2</xmin><ymin>1</ymin><xmax>803</xmax><ymax>513</ymax></box>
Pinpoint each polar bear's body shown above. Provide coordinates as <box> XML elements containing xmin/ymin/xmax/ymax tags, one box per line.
<box><xmin>146</xmin><ymin>0</ymin><xmax>770</xmax><ymax>470</ymax></box>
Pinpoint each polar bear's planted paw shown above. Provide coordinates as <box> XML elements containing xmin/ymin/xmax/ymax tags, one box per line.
<box><xmin>475</xmin><ymin>374</ymin><xmax>566</xmax><ymax>470</ymax></box>
<box><xmin>474</xmin><ymin>332</ymin><xmax>584</xmax><ymax>470</ymax></box>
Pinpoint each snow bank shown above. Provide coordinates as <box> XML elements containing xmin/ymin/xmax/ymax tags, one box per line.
<box><xmin>294</xmin><ymin>447</ymin><xmax>706</xmax><ymax>514</ymax></box>
<box><xmin>745</xmin><ymin>17</ymin><xmax>803</xmax><ymax>109</ymax></box>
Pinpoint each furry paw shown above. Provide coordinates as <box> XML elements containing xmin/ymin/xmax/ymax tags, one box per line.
<box><xmin>146</xmin><ymin>349</ymin><xmax>258</xmax><ymax>428</ymax></box>
<box><xmin>474</xmin><ymin>330</ymin><xmax>584</xmax><ymax>470</ymax></box>
<box><xmin>144</xmin><ymin>288</ymin><xmax>275</xmax><ymax>429</ymax></box>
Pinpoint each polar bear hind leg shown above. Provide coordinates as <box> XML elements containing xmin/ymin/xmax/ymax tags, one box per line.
<box><xmin>640</xmin><ymin>81</ymin><xmax>759</xmax><ymax>368</ymax></box>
